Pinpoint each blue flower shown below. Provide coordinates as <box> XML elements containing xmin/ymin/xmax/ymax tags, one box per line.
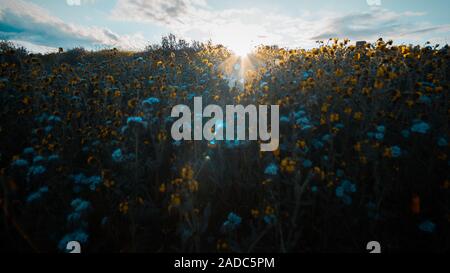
<box><xmin>127</xmin><ymin>116</ymin><xmax>148</xmax><ymax>128</ymax></box>
<box><xmin>376</xmin><ymin>125</ymin><xmax>385</xmax><ymax>133</ymax></box>
<box><xmin>33</xmin><ymin>155</ymin><xmax>45</xmax><ymax>164</ymax></box>
<box><xmin>418</xmin><ymin>95</ymin><xmax>431</xmax><ymax>105</ymax></box>
<box><xmin>222</xmin><ymin>212</ymin><xmax>242</xmax><ymax>231</ymax></box>
<box><xmin>311</xmin><ymin>186</ymin><xmax>318</xmax><ymax>193</ymax></box>
<box><xmin>47</xmin><ymin>115</ymin><xmax>62</xmax><ymax>123</ymax></box>
<box><xmin>418</xmin><ymin>220</ymin><xmax>436</xmax><ymax>233</ymax></box>
<box><xmin>264</xmin><ymin>214</ymin><xmax>277</xmax><ymax>224</ymax></box>
<box><xmin>26</xmin><ymin>186</ymin><xmax>49</xmax><ymax>203</ymax></box>
<box><xmin>23</xmin><ymin>147</ymin><xmax>35</xmax><ymax>155</ymax></box>
<box><xmin>335</xmin><ymin>180</ymin><xmax>356</xmax><ymax>205</ymax></box>
<box><xmin>142</xmin><ymin>97</ymin><xmax>160</xmax><ymax>107</ymax></box>
<box><xmin>112</xmin><ymin>148</ymin><xmax>124</xmax><ymax>163</ymax></box>
<box><xmin>374</xmin><ymin>132</ymin><xmax>384</xmax><ymax>141</ymax></box>
<box><xmin>411</xmin><ymin>121</ymin><xmax>430</xmax><ymax>134</ymax></box>
<box><xmin>302</xmin><ymin>159</ymin><xmax>312</xmax><ymax>168</ymax></box>
<box><xmin>71</xmin><ymin>198</ymin><xmax>91</xmax><ymax>212</ymax></box>
<box><xmin>11</xmin><ymin>159</ymin><xmax>28</xmax><ymax>168</ymax></box>
<box><xmin>390</xmin><ymin>146</ymin><xmax>402</xmax><ymax>158</ymax></box>
<box><xmin>264</xmin><ymin>163</ymin><xmax>279</xmax><ymax>176</ymax></box>
<box><xmin>28</xmin><ymin>165</ymin><xmax>46</xmax><ymax>177</ymax></box>
<box><xmin>86</xmin><ymin>176</ymin><xmax>102</xmax><ymax>191</ymax></box>
<box><xmin>48</xmin><ymin>154</ymin><xmax>60</xmax><ymax>162</ymax></box>
<box><xmin>280</xmin><ymin>116</ymin><xmax>290</xmax><ymax>123</ymax></box>
<box><xmin>401</xmin><ymin>130</ymin><xmax>410</xmax><ymax>138</ymax></box>
<box><xmin>437</xmin><ymin>137</ymin><xmax>448</xmax><ymax>147</ymax></box>
<box><xmin>336</xmin><ymin>169</ymin><xmax>344</xmax><ymax>178</ymax></box>
<box><xmin>58</xmin><ymin>229</ymin><xmax>89</xmax><ymax>251</ymax></box>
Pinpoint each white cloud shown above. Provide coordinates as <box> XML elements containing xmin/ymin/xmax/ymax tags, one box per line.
<box><xmin>367</xmin><ymin>0</ymin><xmax>381</xmax><ymax>7</ymax></box>
<box><xmin>0</xmin><ymin>0</ymin><xmax>146</xmax><ymax>51</ymax></box>
<box><xmin>110</xmin><ymin>0</ymin><xmax>450</xmax><ymax>49</ymax></box>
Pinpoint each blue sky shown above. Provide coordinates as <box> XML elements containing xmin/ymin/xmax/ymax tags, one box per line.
<box><xmin>0</xmin><ymin>0</ymin><xmax>449</xmax><ymax>53</ymax></box>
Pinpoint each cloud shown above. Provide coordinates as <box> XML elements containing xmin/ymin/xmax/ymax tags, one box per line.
<box><xmin>66</xmin><ymin>0</ymin><xmax>96</xmax><ymax>6</ymax></box>
<box><xmin>366</xmin><ymin>0</ymin><xmax>381</xmax><ymax>7</ymax></box>
<box><xmin>0</xmin><ymin>0</ymin><xmax>145</xmax><ymax>50</ymax></box>
<box><xmin>110</xmin><ymin>0</ymin><xmax>450</xmax><ymax>49</ymax></box>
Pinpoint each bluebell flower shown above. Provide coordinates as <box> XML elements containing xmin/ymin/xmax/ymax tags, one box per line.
<box><xmin>222</xmin><ymin>212</ymin><xmax>242</xmax><ymax>231</ymax></box>
<box><xmin>44</xmin><ymin>125</ymin><xmax>53</xmax><ymax>134</ymax></box>
<box><xmin>312</xmin><ymin>139</ymin><xmax>324</xmax><ymax>149</ymax></box>
<box><xmin>374</xmin><ymin>132</ymin><xmax>384</xmax><ymax>141</ymax></box>
<box><xmin>263</xmin><ymin>214</ymin><xmax>277</xmax><ymax>225</ymax></box>
<box><xmin>322</xmin><ymin>134</ymin><xmax>332</xmax><ymax>142</ymax></box>
<box><xmin>311</xmin><ymin>186</ymin><xmax>318</xmax><ymax>193</ymax></box>
<box><xmin>264</xmin><ymin>163</ymin><xmax>279</xmax><ymax>176</ymax></box>
<box><xmin>302</xmin><ymin>159</ymin><xmax>312</xmax><ymax>168</ymax></box>
<box><xmin>437</xmin><ymin>137</ymin><xmax>448</xmax><ymax>147</ymax></box>
<box><xmin>28</xmin><ymin>165</ymin><xmax>46</xmax><ymax>177</ymax></box>
<box><xmin>23</xmin><ymin>147</ymin><xmax>35</xmax><ymax>155</ymax></box>
<box><xmin>127</xmin><ymin>116</ymin><xmax>148</xmax><ymax>128</ymax></box>
<box><xmin>86</xmin><ymin>176</ymin><xmax>102</xmax><ymax>191</ymax></box>
<box><xmin>48</xmin><ymin>154</ymin><xmax>60</xmax><ymax>162</ymax></box>
<box><xmin>112</xmin><ymin>148</ymin><xmax>124</xmax><ymax>163</ymax></box>
<box><xmin>376</xmin><ymin>125</ymin><xmax>385</xmax><ymax>133</ymax></box>
<box><xmin>418</xmin><ymin>220</ymin><xmax>436</xmax><ymax>233</ymax></box>
<box><xmin>401</xmin><ymin>130</ymin><xmax>410</xmax><ymax>138</ymax></box>
<box><xmin>418</xmin><ymin>95</ymin><xmax>431</xmax><ymax>104</ymax></box>
<box><xmin>26</xmin><ymin>186</ymin><xmax>49</xmax><ymax>203</ymax></box>
<box><xmin>390</xmin><ymin>146</ymin><xmax>402</xmax><ymax>158</ymax></box>
<box><xmin>33</xmin><ymin>155</ymin><xmax>45</xmax><ymax>164</ymax></box>
<box><xmin>142</xmin><ymin>97</ymin><xmax>160</xmax><ymax>107</ymax></box>
<box><xmin>71</xmin><ymin>173</ymin><xmax>87</xmax><ymax>184</ymax></box>
<box><xmin>47</xmin><ymin>115</ymin><xmax>62</xmax><ymax>123</ymax></box>
<box><xmin>335</xmin><ymin>180</ymin><xmax>356</xmax><ymax>205</ymax></box>
<box><xmin>71</xmin><ymin>198</ymin><xmax>91</xmax><ymax>212</ymax></box>
<box><xmin>58</xmin><ymin>229</ymin><xmax>89</xmax><ymax>251</ymax></box>
<box><xmin>11</xmin><ymin>159</ymin><xmax>28</xmax><ymax>168</ymax></box>
<box><xmin>334</xmin><ymin>123</ymin><xmax>344</xmax><ymax>129</ymax></box>
<box><xmin>280</xmin><ymin>116</ymin><xmax>290</xmax><ymax>123</ymax></box>
<box><xmin>411</xmin><ymin>121</ymin><xmax>430</xmax><ymax>134</ymax></box>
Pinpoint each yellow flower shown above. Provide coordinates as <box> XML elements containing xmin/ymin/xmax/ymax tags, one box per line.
<box><xmin>280</xmin><ymin>157</ymin><xmax>296</xmax><ymax>173</ymax></box>
<box><xmin>265</xmin><ymin>206</ymin><xmax>275</xmax><ymax>215</ymax></box>
<box><xmin>353</xmin><ymin>112</ymin><xmax>363</xmax><ymax>121</ymax></box>
<box><xmin>119</xmin><ymin>201</ymin><xmax>129</xmax><ymax>214</ymax></box>
<box><xmin>344</xmin><ymin>107</ymin><xmax>352</xmax><ymax>115</ymax></box>
<box><xmin>187</xmin><ymin>180</ymin><xmax>199</xmax><ymax>192</ymax></box>
<box><xmin>335</xmin><ymin>68</ymin><xmax>344</xmax><ymax>77</ymax></box>
<box><xmin>330</xmin><ymin>113</ymin><xmax>339</xmax><ymax>123</ymax></box>
<box><xmin>159</xmin><ymin>183</ymin><xmax>166</xmax><ymax>193</ymax></box>
<box><xmin>251</xmin><ymin>209</ymin><xmax>260</xmax><ymax>218</ymax></box>
<box><xmin>181</xmin><ymin>165</ymin><xmax>194</xmax><ymax>180</ymax></box>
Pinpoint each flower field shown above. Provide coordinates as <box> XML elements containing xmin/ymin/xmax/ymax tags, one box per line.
<box><xmin>0</xmin><ymin>37</ymin><xmax>448</xmax><ymax>252</ymax></box>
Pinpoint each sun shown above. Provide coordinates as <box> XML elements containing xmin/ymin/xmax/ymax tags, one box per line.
<box><xmin>214</xmin><ymin>23</ymin><xmax>257</xmax><ymax>57</ymax></box>
<box><xmin>229</xmin><ymin>43</ymin><xmax>254</xmax><ymax>57</ymax></box>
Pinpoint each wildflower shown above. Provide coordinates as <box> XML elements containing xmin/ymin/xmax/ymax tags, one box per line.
<box><xmin>390</xmin><ymin>146</ymin><xmax>402</xmax><ymax>158</ymax></box>
<box><xmin>418</xmin><ymin>220</ymin><xmax>436</xmax><ymax>233</ymax></box>
<box><xmin>159</xmin><ymin>183</ymin><xmax>166</xmax><ymax>193</ymax></box>
<box><xmin>119</xmin><ymin>201</ymin><xmax>129</xmax><ymax>214</ymax></box>
<box><xmin>187</xmin><ymin>180</ymin><xmax>199</xmax><ymax>192</ymax></box>
<box><xmin>280</xmin><ymin>158</ymin><xmax>296</xmax><ymax>173</ymax></box>
<box><xmin>222</xmin><ymin>212</ymin><xmax>242</xmax><ymax>231</ymax></box>
<box><xmin>302</xmin><ymin>159</ymin><xmax>312</xmax><ymax>168</ymax></box>
<box><xmin>181</xmin><ymin>165</ymin><xmax>194</xmax><ymax>180</ymax></box>
<box><xmin>264</xmin><ymin>214</ymin><xmax>277</xmax><ymax>224</ymax></box>
<box><xmin>168</xmin><ymin>194</ymin><xmax>181</xmax><ymax>211</ymax></box>
<box><xmin>264</xmin><ymin>163</ymin><xmax>279</xmax><ymax>176</ymax></box>
<box><xmin>437</xmin><ymin>137</ymin><xmax>448</xmax><ymax>147</ymax></box>
<box><xmin>23</xmin><ymin>147</ymin><xmax>35</xmax><ymax>155</ymax></box>
<box><xmin>401</xmin><ymin>130</ymin><xmax>410</xmax><ymax>138</ymax></box>
<box><xmin>11</xmin><ymin>158</ymin><xmax>28</xmax><ymax>168</ymax></box>
<box><xmin>112</xmin><ymin>148</ymin><xmax>124</xmax><ymax>163</ymax></box>
<box><xmin>411</xmin><ymin>121</ymin><xmax>430</xmax><ymax>134</ymax></box>
<box><xmin>71</xmin><ymin>198</ymin><xmax>91</xmax><ymax>212</ymax></box>
<box><xmin>28</xmin><ymin>165</ymin><xmax>46</xmax><ymax>177</ymax></box>
<box><xmin>32</xmin><ymin>155</ymin><xmax>45</xmax><ymax>164</ymax></box>
<box><xmin>335</xmin><ymin>179</ymin><xmax>356</xmax><ymax>205</ymax></box>
<box><xmin>26</xmin><ymin>186</ymin><xmax>49</xmax><ymax>203</ymax></box>
<box><xmin>329</xmin><ymin>113</ymin><xmax>339</xmax><ymax>123</ymax></box>
<box><xmin>127</xmin><ymin>116</ymin><xmax>148</xmax><ymax>128</ymax></box>
<box><xmin>251</xmin><ymin>209</ymin><xmax>260</xmax><ymax>218</ymax></box>
<box><xmin>142</xmin><ymin>97</ymin><xmax>160</xmax><ymax>107</ymax></box>
<box><xmin>58</xmin><ymin>229</ymin><xmax>89</xmax><ymax>251</ymax></box>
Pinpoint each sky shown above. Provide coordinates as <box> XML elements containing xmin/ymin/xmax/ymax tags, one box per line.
<box><xmin>0</xmin><ymin>0</ymin><xmax>449</xmax><ymax>53</ymax></box>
